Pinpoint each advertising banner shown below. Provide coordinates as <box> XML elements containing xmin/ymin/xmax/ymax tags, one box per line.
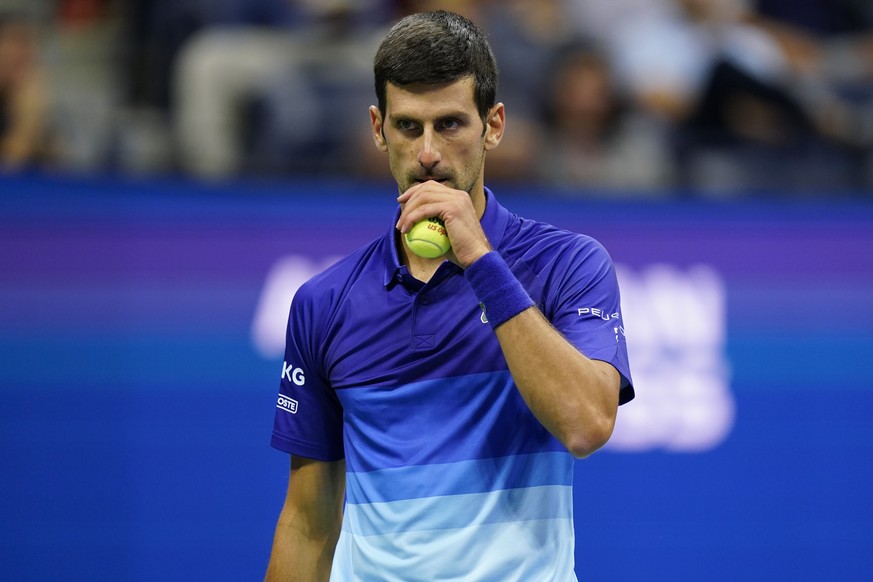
<box><xmin>2</xmin><ymin>176</ymin><xmax>872</xmax><ymax>580</ymax></box>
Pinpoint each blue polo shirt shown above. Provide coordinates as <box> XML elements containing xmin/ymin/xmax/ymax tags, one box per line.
<box><xmin>272</xmin><ymin>188</ymin><xmax>633</xmax><ymax>581</ymax></box>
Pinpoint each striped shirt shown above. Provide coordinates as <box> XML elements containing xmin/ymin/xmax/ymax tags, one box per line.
<box><xmin>272</xmin><ymin>188</ymin><xmax>633</xmax><ymax>581</ymax></box>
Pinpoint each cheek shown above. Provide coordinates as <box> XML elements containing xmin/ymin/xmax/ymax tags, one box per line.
<box><xmin>385</xmin><ymin>138</ymin><xmax>413</xmax><ymax>158</ymax></box>
<box><xmin>388</xmin><ymin>146</ymin><xmax>417</xmax><ymax>173</ymax></box>
<box><xmin>459</xmin><ymin>139</ymin><xmax>487</xmax><ymax>167</ymax></box>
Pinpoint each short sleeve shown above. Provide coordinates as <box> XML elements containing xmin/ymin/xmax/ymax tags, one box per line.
<box><xmin>271</xmin><ymin>283</ymin><xmax>345</xmax><ymax>460</ymax></box>
<box><xmin>546</xmin><ymin>239</ymin><xmax>634</xmax><ymax>405</ymax></box>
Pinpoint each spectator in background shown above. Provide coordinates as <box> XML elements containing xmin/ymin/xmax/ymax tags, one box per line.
<box><xmin>536</xmin><ymin>41</ymin><xmax>675</xmax><ymax>195</ymax></box>
<box><xmin>563</xmin><ymin>0</ymin><xmax>871</xmax><ymax>193</ymax></box>
<box><xmin>472</xmin><ymin>0</ymin><xmax>577</xmax><ymax>183</ymax></box>
<box><xmin>172</xmin><ymin>0</ymin><xmax>389</xmax><ymax>179</ymax></box>
<box><xmin>748</xmin><ymin>0</ymin><xmax>873</xmax><ymax>188</ymax></box>
<box><xmin>40</xmin><ymin>0</ymin><xmax>871</xmax><ymax>192</ymax></box>
<box><xmin>0</xmin><ymin>11</ymin><xmax>55</xmax><ymax>172</ymax></box>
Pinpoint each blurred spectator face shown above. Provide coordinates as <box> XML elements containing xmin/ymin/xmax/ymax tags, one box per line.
<box><xmin>553</xmin><ymin>54</ymin><xmax>614</xmax><ymax>137</ymax></box>
<box><xmin>678</xmin><ymin>0</ymin><xmax>749</xmax><ymax>22</ymax></box>
<box><xmin>0</xmin><ymin>20</ymin><xmax>37</xmax><ymax>86</ymax></box>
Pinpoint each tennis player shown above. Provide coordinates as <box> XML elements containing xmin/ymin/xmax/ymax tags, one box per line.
<box><xmin>265</xmin><ymin>10</ymin><xmax>634</xmax><ymax>581</ymax></box>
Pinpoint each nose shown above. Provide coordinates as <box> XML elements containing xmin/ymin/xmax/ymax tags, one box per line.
<box><xmin>417</xmin><ymin>127</ymin><xmax>441</xmax><ymax>170</ymax></box>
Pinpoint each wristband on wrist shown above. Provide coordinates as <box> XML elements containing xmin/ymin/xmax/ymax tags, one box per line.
<box><xmin>465</xmin><ymin>251</ymin><xmax>534</xmax><ymax>330</ymax></box>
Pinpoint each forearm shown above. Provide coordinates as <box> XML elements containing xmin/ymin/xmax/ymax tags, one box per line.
<box><xmin>266</xmin><ymin>457</ymin><xmax>344</xmax><ymax>582</ymax></box>
<box><xmin>265</xmin><ymin>508</ymin><xmax>339</xmax><ymax>582</ymax></box>
<box><xmin>465</xmin><ymin>252</ymin><xmax>619</xmax><ymax>457</ymax></box>
<box><xmin>495</xmin><ymin>306</ymin><xmax>619</xmax><ymax>458</ymax></box>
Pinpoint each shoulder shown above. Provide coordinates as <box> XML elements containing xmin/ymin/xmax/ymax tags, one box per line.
<box><xmin>499</xmin><ymin>212</ymin><xmax>622</xmax><ymax>322</ymax></box>
<box><xmin>501</xmin><ymin>213</ymin><xmax>614</xmax><ymax>279</ymax></box>
<box><xmin>293</xmin><ymin>236</ymin><xmax>387</xmax><ymax>314</ymax></box>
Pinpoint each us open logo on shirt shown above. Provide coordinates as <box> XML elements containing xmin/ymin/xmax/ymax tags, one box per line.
<box><xmin>277</xmin><ymin>395</ymin><xmax>299</xmax><ymax>414</ymax></box>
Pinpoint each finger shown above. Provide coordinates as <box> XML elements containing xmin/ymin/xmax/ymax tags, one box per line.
<box><xmin>397</xmin><ymin>201</ymin><xmax>448</xmax><ymax>234</ymax></box>
<box><xmin>397</xmin><ymin>182</ymin><xmax>423</xmax><ymax>203</ymax></box>
<box><xmin>396</xmin><ymin>183</ymin><xmax>454</xmax><ymax>231</ymax></box>
<box><xmin>399</xmin><ymin>179</ymin><xmax>454</xmax><ymax>201</ymax></box>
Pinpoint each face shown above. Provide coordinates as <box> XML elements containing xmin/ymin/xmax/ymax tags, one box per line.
<box><xmin>370</xmin><ymin>76</ymin><xmax>504</xmax><ymax>200</ymax></box>
<box><xmin>0</xmin><ymin>22</ymin><xmax>36</xmax><ymax>84</ymax></box>
<box><xmin>555</xmin><ymin>57</ymin><xmax>612</xmax><ymax>131</ymax></box>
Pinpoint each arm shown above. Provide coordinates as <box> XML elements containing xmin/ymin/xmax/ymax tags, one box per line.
<box><xmin>1</xmin><ymin>69</ymin><xmax>48</xmax><ymax>169</ymax></box>
<box><xmin>397</xmin><ymin>182</ymin><xmax>621</xmax><ymax>458</ymax></box>
<box><xmin>265</xmin><ymin>456</ymin><xmax>345</xmax><ymax>582</ymax></box>
<box><xmin>494</xmin><ymin>305</ymin><xmax>620</xmax><ymax>458</ymax></box>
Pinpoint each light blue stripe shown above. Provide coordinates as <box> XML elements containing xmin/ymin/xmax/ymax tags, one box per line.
<box><xmin>345</xmin><ymin>451</ymin><xmax>573</xmax><ymax>504</ymax></box>
<box><xmin>333</xmin><ymin>516</ymin><xmax>577</xmax><ymax>581</ymax></box>
<box><xmin>344</xmin><ymin>484</ymin><xmax>572</xmax><ymax>536</ymax></box>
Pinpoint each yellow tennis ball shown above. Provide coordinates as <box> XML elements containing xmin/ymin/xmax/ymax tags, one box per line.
<box><xmin>405</xmin><ymin>217</ymin><xmax>451</xmax><ymax>258</ymax></box>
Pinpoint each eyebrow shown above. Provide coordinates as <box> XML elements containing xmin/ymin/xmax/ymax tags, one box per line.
<box><xmin>388</xmin><ymin>112</ymin><xmax>472</xmax><ymax>124</ymax></box>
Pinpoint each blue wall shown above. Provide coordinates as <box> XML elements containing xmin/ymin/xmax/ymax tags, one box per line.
<box><xmin>2</xmin><ymin>175</ymin><xmax>872</xmax><ymax>580</ymax></box>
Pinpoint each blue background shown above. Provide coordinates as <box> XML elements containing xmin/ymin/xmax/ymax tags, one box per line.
<box><xmin>2</xmin><ymin>175</ymin><xmax>872</xmax><ymax>580</ymax></box>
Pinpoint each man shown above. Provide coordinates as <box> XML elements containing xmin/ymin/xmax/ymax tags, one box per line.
<box><xmin>0</xmin><ymin>12</ymin><xmax>52</xmax><ymax>172</ymax></box>
<box><xmin>266</xmin><ymin>10</ymin><xmax>633</xmax><ymax>581</ymax></box>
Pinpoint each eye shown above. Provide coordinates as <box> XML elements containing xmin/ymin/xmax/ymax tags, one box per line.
<box><xmin>396</xmin><ymin>119</ymin><xmax>419</xmax><ymax>132</ymax></box>
<box><xmin>438</xmin><ymin>118</ymin><xmax>462</xmax><ymax>131</ymax></box>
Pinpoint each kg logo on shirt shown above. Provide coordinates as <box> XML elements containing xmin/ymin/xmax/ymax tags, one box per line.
<box><xmin>281</xmin><ymin>361</ymin><xmax>306</xmax><ymax>386</ymax></box>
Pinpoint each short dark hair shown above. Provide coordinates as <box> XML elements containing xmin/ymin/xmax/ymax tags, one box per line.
<box><xmin>373</xmin><ymin>10</ymin><xmax>498</xmax><ymax>120</ymax></box>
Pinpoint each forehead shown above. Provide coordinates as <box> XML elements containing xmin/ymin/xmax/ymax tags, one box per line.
<box><xmin>385</xmin><ymin>76</ymin><xmax>478</xmax><ymax>118</ymax></box>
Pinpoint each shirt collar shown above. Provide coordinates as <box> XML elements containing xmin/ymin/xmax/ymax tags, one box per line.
<box><xmin>382</xmin><ymin>187</ymin><xmax>510</xmax><ymax>288</ymax></box>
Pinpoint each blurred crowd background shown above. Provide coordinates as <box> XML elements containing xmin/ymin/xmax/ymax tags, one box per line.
<box><xmin>2</xmin><ymin>0</ymin><xmax>873</xmax><ymax>197</ymax></box>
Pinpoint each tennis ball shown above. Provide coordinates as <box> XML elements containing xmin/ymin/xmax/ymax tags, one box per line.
<box><xmin>405</xmin><ymin>217</ymin><xmax>451</xmax><ymax>258</ymax></box>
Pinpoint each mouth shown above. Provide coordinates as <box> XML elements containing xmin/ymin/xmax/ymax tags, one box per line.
<box><xmin>414</xmin><ymin>177</ymin><xmax>449</xmax><ymax>185</ymax></box>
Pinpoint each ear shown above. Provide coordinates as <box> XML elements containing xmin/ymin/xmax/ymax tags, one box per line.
<box><xmin>484</xmin><ymin>103</ymin><xmax>505</xmax><ymax>151</ymax></box>
<box><xmin>369</xmin><ymin>106</ymin><xmax>388</xmax><ymax>152</ymax></box>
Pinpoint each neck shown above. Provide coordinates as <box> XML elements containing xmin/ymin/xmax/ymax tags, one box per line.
<box><xmin>402</xmin><ymin>250</ymin><xmax>444</xmax><ymax>283</ymax></box>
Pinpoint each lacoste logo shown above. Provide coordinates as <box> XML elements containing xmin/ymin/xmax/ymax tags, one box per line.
<box><xmin>277</xmin><ymin>395</ymin><xmax>298</xmax><ymax>414</ymax></box>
